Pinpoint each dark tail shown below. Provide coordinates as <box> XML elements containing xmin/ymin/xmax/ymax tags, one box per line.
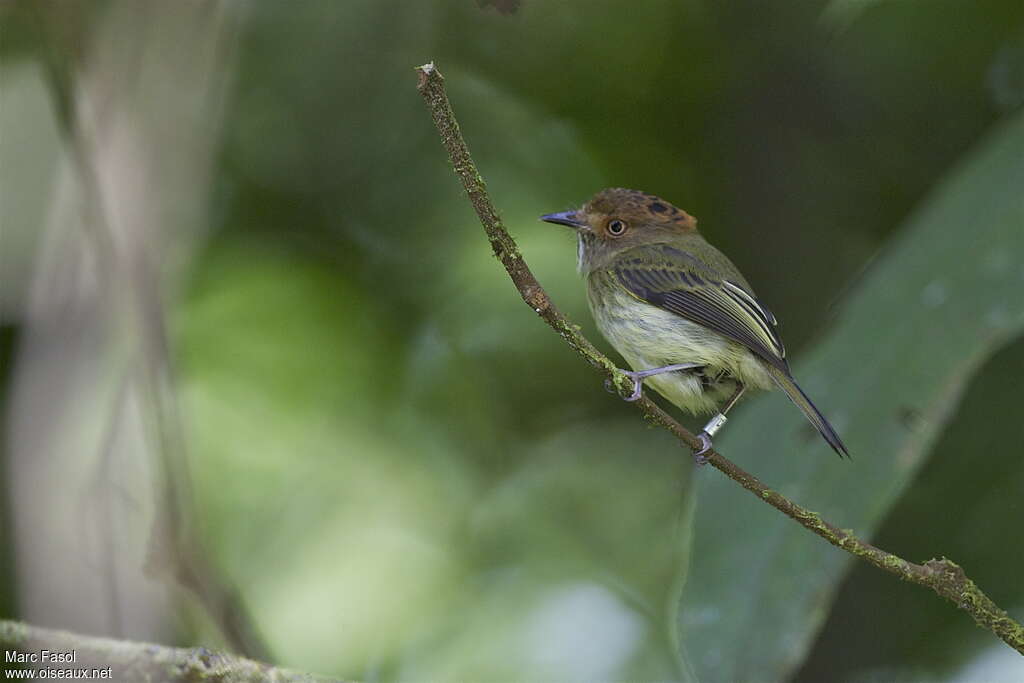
<box><xmin>768</xmin><ymin>368</ymin><xmax>849</xmax><ymax>458</ymax></box>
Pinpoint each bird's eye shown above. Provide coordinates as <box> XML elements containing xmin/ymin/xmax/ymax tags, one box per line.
<box><xmin>607</xmin><ymin>219</ymin><xmax>627</xmax><ymax>236</ymax></box>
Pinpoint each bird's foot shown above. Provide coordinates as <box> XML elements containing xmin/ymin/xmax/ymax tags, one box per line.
<box><xmin>621</xmin><ymin>370</ymin><xmax>646</xmax><ymax>402</ymax></box>
<box><xmin>612</xmin><ymin>363</ymin><xmax>705</xmax><ymax>402</ymax></box>
<box><xmin>603</xmin><ymin>371</ymin><xmax>650</xmax><ymax>401</ymax></box>
<box><xmin>692</xmin><ymin>431</ymin><xmax>713</xmax><ymax>465</ymax></box>
<box><xmin>691</xmin><ymin>411</ymin><xmax>730</xmax><ymax>465</ymax></box>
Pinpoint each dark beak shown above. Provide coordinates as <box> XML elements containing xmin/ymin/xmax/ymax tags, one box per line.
<box><xmin>540</xmin><ymin>210</ymin><xmax>586</xmax><ymax>230</ymax></box>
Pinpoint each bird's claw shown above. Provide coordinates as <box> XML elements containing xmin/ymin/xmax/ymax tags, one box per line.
<box><xmin>692</xmin><ymin>431</ymin><xmax>713</xmax><ymax>466</ymax></box>
<box><xmin>624</xmin><ymin>374</ymin><xmax>643</xmax><ymax>402</ymax></box>
<box><xmin>612</xmin><ymin>363</ymin><xmax>705</xmax><ymax>403</ymax></box>
<box><xmin>606</xmin><ymin>371</ymin><xmax>644</xmax><ymax>401</ymax></box>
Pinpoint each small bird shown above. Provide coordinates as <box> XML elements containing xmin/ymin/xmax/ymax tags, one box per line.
<box><xmin>542</xmin><ymin>188</ymin><xmax>848</xmax><ymax>459</ymax></box>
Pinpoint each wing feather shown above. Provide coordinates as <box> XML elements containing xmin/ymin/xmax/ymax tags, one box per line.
<box><xmin>614</xmin><ymin>244</ymin><xmax>788</xmax><ymax>372</ymax></box>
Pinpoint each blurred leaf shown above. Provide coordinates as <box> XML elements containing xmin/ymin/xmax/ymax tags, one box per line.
<box><xmin>477</xmin><ymin>0</ymin><xmax>522</xmax><ymax>15</ymax></box>
<box><xmin>988</xmin><ymin>28</ymin><xmax>1024</xmax><ymax>113</ymax></box>
<box><xmin>177</xmin><ymin>243</ymin><xmax>475</xmax><ymax>674</ymax></box>
<box><xmin>399</xmin><ymin>418</ymin><xmax>697</xmax><ymax>682</ymax></box>
<box><xmin>680</xmin><ymin>110</ymin><xmax>1024</xmax><ymax>681</ymax></box>
<box><xmin>474</xmin><ymin>420</ymin><xmax>694</xmax><ymax>613</ymax></box>
<box><xmin>398</xmin><ymin>577</ymin><xmax>654</xmax><ymax>683</ymax></box>
<box><xmin>0</xmin><ymin>62</ymin><xmax>61</xmax><ymax>321</ymax></box>
<box><xmin>820</xmin><ymin>0</ymin><xmax>887</xmax><ymax>32</ymax></box>
<box><xmin>796</xmin><ymin>339</ymin><xmax>1024</xmax><ymax>681</ymax></box>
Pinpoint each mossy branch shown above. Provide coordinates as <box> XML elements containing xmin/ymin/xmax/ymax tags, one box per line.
<box><xmin>415</xmin><ymin>61</ymin><xmax>1024</xmax><ymax>656</ymax></box>
<box><xmin>0</xmin><ymin>619</ymin><xmax>343</xmax><ymax>682</ymax></box>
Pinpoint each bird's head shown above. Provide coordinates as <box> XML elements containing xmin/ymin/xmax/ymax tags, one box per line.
<box><xmin>541</xmin><ymin>188</ymin><xmax>698</xmax><ymax>272</ymax></box>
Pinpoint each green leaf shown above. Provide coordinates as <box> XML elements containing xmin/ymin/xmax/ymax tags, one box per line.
<box><xmin>679</xmin><ymin>110</ymin><xmax>1024</xmax><ymax>681</ymax></box>
<box><xmin>796</xmin><ymin>339</ymin><xmax>1024</xmax><ymax>681</ymax></box>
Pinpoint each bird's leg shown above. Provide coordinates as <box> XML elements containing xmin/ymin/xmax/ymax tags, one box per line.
<box><xmin>693</xmin><ymin>383</ymin><xmax>746</xmax><ymax>465</ymax></box>
<box><xmin>615</xmin><ymin>363</ymin><xmax>705</xmax><ymax>402</ymax></box>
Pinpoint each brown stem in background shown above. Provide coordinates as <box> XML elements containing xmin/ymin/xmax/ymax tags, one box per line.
<box><xmin>415</xmin><ymin>61</ymin><xmax>1024</xmax><ymax>656</ymax></box>
<box><xmin>34</xmin><ymin>5</ymin><xmax>268</xmax><ymax>659</ymax></box>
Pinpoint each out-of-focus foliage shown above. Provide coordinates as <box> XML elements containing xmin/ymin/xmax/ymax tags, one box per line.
<box><xmin>2</xmin><ymin>0</ymin><xmax>1023</xmax><ymax>681</ymax></box>
<box><xmin>681</xmin><ymin>110</ymin><xmax>1024</xmax><ymax>682</ymax></box>
<box><xmin>176</xmin><ymin>244</ymin><xmax>697</xmax><ymax>679</ymax></box>
<box><xmin>797</xmin><ymin>339</ymin><xmax>1024</xmax><ymax>682</ymax></box>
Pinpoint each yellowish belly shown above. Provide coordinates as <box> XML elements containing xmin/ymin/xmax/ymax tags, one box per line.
<box><xmin>587</xmin><ymin>280</ymin><xmax>774</xmax><ymax>415</ymax></box>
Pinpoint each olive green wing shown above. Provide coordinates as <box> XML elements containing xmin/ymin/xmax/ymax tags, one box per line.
<box><xmin>613</xmin><ymin>243</ymin><xmax>789</xmax><ymax>373</ymax></box>
<box><xmin>615</xmin><ymin>243</ymin><xmax>849</xmax><ymax>457</ymax></box>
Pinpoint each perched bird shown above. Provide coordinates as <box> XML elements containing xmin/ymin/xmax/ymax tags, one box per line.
<box><xmin>541</xmin><ymin>188</ymin><xmax>848</xmax><ymax>459</ymax></box>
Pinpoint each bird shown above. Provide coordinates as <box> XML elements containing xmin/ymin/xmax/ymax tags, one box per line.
<box><xmin>541</xmin><ymin>187</ymin><xmax>848</xmax><ymax>460</ymax></box>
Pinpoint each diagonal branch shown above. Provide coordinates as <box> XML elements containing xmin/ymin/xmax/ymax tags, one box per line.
<box><xmin>414</xmin><ymin>61</ymin><xmax>1024</xmax><ymax>656</ymax></box>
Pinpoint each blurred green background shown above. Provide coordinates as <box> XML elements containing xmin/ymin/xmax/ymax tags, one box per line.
<box><xmin>1</xmin><ymin>1</ymin><xmax>1023</xmax><ymax>681</ymax></box>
